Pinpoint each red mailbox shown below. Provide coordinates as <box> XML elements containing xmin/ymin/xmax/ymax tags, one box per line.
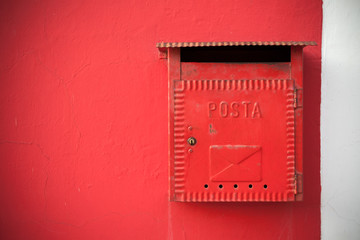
<box><xmin>158</xmin><ymin>41</ymin><xmax>316</xmax><ymax>202</ymax></box>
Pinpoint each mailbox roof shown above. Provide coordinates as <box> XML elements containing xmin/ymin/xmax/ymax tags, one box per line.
<box><xmin>157</xmin><ymin>41</ymin><xmax>317</xmax><ymax>48</ymax></box>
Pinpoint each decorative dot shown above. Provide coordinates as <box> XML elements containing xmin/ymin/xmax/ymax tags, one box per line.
<box><xmin>264</xmin><ymin>184</ymin><xmax>268</xmax><ymax>189</ymax></box>
<box><xmin>219</xmin><ymin>184</ymin><xmax>223</xmax><ymax>189</ymax></box>
<box><xmin>204</xmin><ymin>184</ymin><xmax>208</xmax><ymax>188</ymax></box>
<box><xmin>249</xmin><ymin>184</ymin><xmax>253</xmax><ymax>189</ymax></box>
<box><xmin>234</xmin><ymin>184</ymin><xmax>238</xmax><ymax>189</ymax></box>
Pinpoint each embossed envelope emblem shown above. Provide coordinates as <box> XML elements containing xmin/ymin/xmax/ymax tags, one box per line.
<box><xmin>210</xmin><ymin>145</ymin><xmax>262</xmax><ymax>182</ymax></box>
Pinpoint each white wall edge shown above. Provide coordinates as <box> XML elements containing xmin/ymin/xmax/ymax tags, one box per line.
<box><xmin>321</xmin><ymin>0</ymin><xmax>360</xmax><ymax>239</ymax></box>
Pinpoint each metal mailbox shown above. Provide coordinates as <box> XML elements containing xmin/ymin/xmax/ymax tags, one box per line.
<box><xmin>157</xmin><ymin>41</ymin><xmax>316</xmax><ymax>202</ymax></box>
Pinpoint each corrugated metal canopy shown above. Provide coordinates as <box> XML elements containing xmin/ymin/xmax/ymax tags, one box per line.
<box><xmin>157</xmin><ymin>41</ymin><xmax>317</xmax><ymax>48</ymax></box>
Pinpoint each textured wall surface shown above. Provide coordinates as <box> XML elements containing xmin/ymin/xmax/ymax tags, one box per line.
<box><xmin>0</xmin><ymin>1</ymin><xmax>322</xmax><ymax>239</ymax></box>
<box><xmin>321</xmin><ymin>0</ymin><xmax>360</xmax><ymax>239</ymax></box>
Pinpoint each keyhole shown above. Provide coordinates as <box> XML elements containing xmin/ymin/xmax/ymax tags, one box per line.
<box><xmin>187</xmin><ymin>137</ymin><xmax>197</xmax><ymax>146</ymax></box>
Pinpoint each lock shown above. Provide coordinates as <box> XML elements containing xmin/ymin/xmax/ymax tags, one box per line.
<box><xmin>159</xmin><ymin>41</ymin><xmax>316</xmax><ymax>202</ymax></box>
<box><xmin>187</xmin><ymin>137</ymin><xmax>197</xmax><ymax>146</ymax></box>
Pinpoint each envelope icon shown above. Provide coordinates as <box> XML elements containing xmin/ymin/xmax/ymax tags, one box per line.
<box><xmin>210</xmin><ymin>145</ymin><xmax>262</xmax><ymax>182</ymax></box>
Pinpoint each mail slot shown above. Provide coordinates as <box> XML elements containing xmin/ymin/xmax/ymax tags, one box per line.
<box><xmin>157</xmin><ymin>41</ymin><xmax>316</xmax><ymax>202</ymax></box>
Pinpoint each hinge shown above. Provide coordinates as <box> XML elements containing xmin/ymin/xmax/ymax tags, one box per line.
<box><xmin>295</xmin><ymin>172</ymin><xmax>303</xmax><ymax>200</ymax></box>
<box><xmin>294</xmin><ymin>88</ymin><xmax>303</xmax><ymax>108</ymax></box>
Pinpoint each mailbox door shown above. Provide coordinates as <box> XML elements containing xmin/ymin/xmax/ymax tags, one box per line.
<box><xmin>168</xmin><ymin>47</ymin><xmax>303</xmax><ymax>202</ymax></box>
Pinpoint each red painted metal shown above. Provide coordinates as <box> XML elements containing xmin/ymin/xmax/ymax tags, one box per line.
<box><xmin>157</xmin><ymin>41</ymin><xmax>317</xmax><ymax>48</ymax></box>
<box><xmin>164</xmin><ymin>44</ymin><xmax>313</xmax><ymax>202</ymax></box>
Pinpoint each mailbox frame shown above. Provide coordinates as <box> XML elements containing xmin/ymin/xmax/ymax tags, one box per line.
<box><xmin>158</xmin><ymin>41</ymin><xmax>316</xmax><ymax>202</ymax></box>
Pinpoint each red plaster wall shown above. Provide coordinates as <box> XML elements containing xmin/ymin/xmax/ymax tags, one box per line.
<box><xmin>0</xmin><ymin>1</ymin><xmax>322</xmax><ymax>239</ymax></box>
